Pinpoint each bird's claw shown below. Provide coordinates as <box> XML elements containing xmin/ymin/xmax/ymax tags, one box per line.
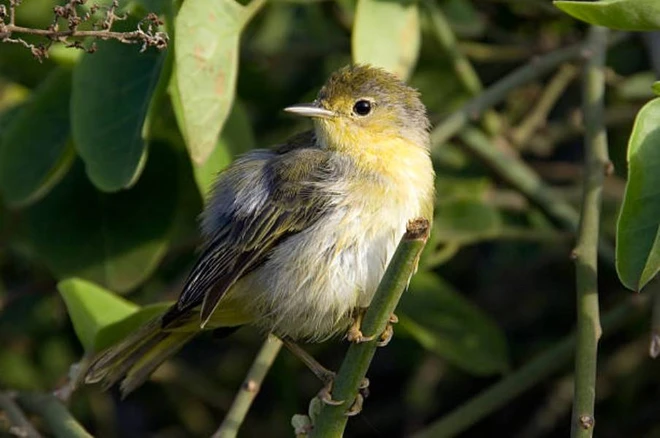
<box><xmin>348</xmin><ymin>313</ymin><xmax>398</xmax><ymax>346</ymax></box>
<box><xmin>376</xmin><ymin>313</ymin><xmax>399</xmax><ymax>347</ymax></box>
<box><xmin>347</xmin><ymin>327</ymin><xmax>375</xmax><ymax>343</ymax></box>
<box><xmin>317</xmin><ymin>381</ymin><xmax>344</xmax><ymax>406</ymax></box>
<box><xmin>347</xmin><ymin>308</ymin><xmax>373</xmax><ymax>343</ymax></box>
<box><xmin>344</xmin><ymin>393</ymin><xmax>365</xmax><ymax>417</ymax></box>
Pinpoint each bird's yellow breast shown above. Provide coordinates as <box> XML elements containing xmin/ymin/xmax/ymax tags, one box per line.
<box><xmin>228</xmin><ymin>134</ymin><xmax>435</xmax><ymax>341</ymax></box>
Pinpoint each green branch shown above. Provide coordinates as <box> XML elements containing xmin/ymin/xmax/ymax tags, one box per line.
<box><xmin>458</xmin><ymin>126</ymin><xmax>615</xmax><ymax>263</ymax></box>
<box><xmin>411</xmin><ymin>290</ymin><xmax>652</xmax><ymax>438</ymax></box>
<box><xmin>0</xmin><ymin>392</ymin><xmax>42</xmax><ymax>438</ymax></box>
<box><xmin>423</xmin><ymin>0</ymin><xmax>482</xmax><ymax>95</ymax></box>
<box><xmin>511</xmin><ymin>63</ymin><xmax>579</xmax><ymax>147</ymax></box>
<box><xmin>310</xmin><ymin>218</ymin><xmax>431</xmax><ymax>438</ymax></box>
<box><xmin>212</xmin><ymin>334</ymin><xmax>283</xmax><ymax>438</ymax></box>
<box><xmin>16</xmin><ymin>392</ymin><xmax>92</xmax><ymax>438</ymax></box>
<box><xmin>651</xmin><ymin>292</ymin><xmax>660</xmax><ymax>358</ymax></box>
<box><xmin>422</xmin><ymin>0</ymin><xmax>500</xmax><ymax>135</ymax></box>
<box><xmin>430</xmin><ymin>32</ymin><xmax>627</xmax><ymax>148</ymax></box>
<box><xmin>571</xmin><ymin>25</ymin><xmax>609</xmax><ymax>438</ymax></box>
<box><xmin>430</xmin><ymin>42</ymin><xmax>586</xmax><ymax>147</ymax></box>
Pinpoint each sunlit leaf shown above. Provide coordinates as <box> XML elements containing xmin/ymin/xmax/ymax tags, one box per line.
<box><xmin>193</xmin><ymin>100</ymin><xmax>255</xmax><ymax>199</ymax></box>
<box><xmin>174</xmin><ymin>0</ymin><xmax>259</xmax><ymax>164</ymax></box>
<box><xmin>22</xmin><ymin>142</ymin><xmax>180</xmax><ymax>293</ymax></box>
<box><xmin>352</xmin><ymin>0</ymin><xmax>421</xmax><ymax>80</ymax></box>
<box><xmin>58</xmin><ymin>278</ymin><xmax>139</xmax><ymax>351</ymax></box>
<box><xmin>0</xmin><ymin>68</ymin><xmax>75</xmax><ymax>208</ymax></box>
<box><xmin>399</xmin><ymin>272</ymin><xmax>510</xmax><ymax>375</ymax></box>
<box><xmin>554</xmin><ymin>0</ymin><xmax>660</xmax><ymax>31</ymax></box>
<box><xmin>72</xmin><ymin>40</ymin><xmax>165</xmax><ymax>192</ymax></box>
<box><xmin>616</xmin><ymin>97</ymin><xmax>660</xmax><ymax>291</ymax></box>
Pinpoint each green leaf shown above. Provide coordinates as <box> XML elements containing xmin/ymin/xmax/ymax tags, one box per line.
<box><xmin>398</xmin><ymin>272</ymin><xmax>510</xmax><ymax>375</ymax></box>
<box><xmin>433</xmin><ymin>200</ymin><xmax>503</xmax><ymax>244</ymax></box>
<box><xmin>0</xmin><ymin>350</ymin><xmax>44</xmax><ymax>390</ymax></box>
<box><xmin>554</xmin><ymin>0</ymin><xmax>660</xmax><ymax>31</ymax></box>
<box><xmin>616</xmin><ymin>97</ymin><xmax>660</xmax><ymax>291</ymax></box>
<box><xmin>0</xmin><ymin>68</ymin><xmax>75</xmax><ymax>208</ymax></box>
<box><xmin>58</xmin><ymin>278</ymin><xmax>139</xmax><ymax>351</ymax></box>
<box><xmin>0</xmin><ymin>44</ymin><xmax>57</xmax><ymax>88</ymax></box>
<box><xmin>435</xmin><ymin>177</ymin><xmax>491</xmax><ymax>203</ymax></box>
<box><xmin>193</xmin><ymin>100</ymin><xmax>256</xmax><ymax>199</ymax></box>
<box><xmin>72</xmin><ymin>41</ymin><xmax>165</xmax><ymax>192</ymax></box>
<box><xmin>22</xmin><ymin>142</ymin><xmax>180</xmax><ymax>293</ymax></box>
<box><xmin>442</xmin><ymin>0</ymin><xmax>486</xmax><ymax>38</ymax></box>
<box><xmin>616</xmin><ymin>71</ymin><xmax>658</xmax><ymax>101</ymax></box>
<box><xmin>352</xmin><ymin>0</ymin><xmax>421</xmax><ymax>80</ymax></box>
<box><xmin>174</xmin><ymin>0</ymin><xmax>260</xmax><ymax>165</ymax></box>
<box><xmin>95</xmin><ymin>302</ymin><xmax>172</xmax><ymax>350</ymax></box>
<box><xmin>653</xmin><ymin>81</ymin><xmax>660</xmax><ymax>96</ymax></box>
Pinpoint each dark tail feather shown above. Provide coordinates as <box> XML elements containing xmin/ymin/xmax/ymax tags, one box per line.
<box><xmin>85</xmin><ymin>317</ymin><xmax>196</xmax><ymax>397</ymax></box>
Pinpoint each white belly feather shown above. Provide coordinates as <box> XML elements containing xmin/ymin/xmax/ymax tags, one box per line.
<box><xmin>232</xmin><ymin>170</ymin><xmax>430</xmax><ymax>341</ymax></box>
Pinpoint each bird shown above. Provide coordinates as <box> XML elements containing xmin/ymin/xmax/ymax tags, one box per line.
<box><xmin>84</xmin><ymin>64</ymin><xmax>435</xmax><ymax>398</ymax></box>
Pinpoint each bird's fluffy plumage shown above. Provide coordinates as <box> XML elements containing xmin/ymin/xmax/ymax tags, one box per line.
<box><xmin>85</xmin><ymin>64</ymin><xmax>435</xmax><ymax>394</ymax></box>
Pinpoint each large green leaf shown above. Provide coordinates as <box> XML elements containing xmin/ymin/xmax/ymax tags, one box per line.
<box><xmin>352</xmin><ymin>0</ymin><xmax>421</xmax><ymax>80</ymax></box>
<box><xmin>22</xmin><ymin>142</ymin><xmax>180</xmax><ymax>293</ymax></box>
<box><xmin>58</xmin><ymin>278</ymin><xmax>139</xmax><ymax>351</ymax></box>
<box><xmin>398</xmin><ymin>272</ymin><xmax>510</xmax><ymax>375</ymax></box>
<box><xmin>554</xmin><ymin>0</ymin><xmax>660</xmax><ymax>31</ymax></box>
<box><xmin>0</xmin><ymin>68</ymin><xmax>75</xmax><ymax>208</ymax></box>
<box><xmin>174</xmin><ymin>0</ymin><xmax>261</xmax><ymax>165</ymax></box>
<box><xmin>193</xmin><ymin>100</ymin><xmax>256</xmax><ymax>199</ymax></box>
<box><xmin>72</xmin><ymin>41</ymin><xmax>165</xmax><ymax>192</ymax></box>
<box><xmin>616</xmin><ymin>97</ymin><xmax>660</xmax><ymax>291</ymax></box>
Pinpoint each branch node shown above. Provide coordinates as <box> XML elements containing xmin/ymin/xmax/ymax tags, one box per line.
<box><xmin>578</xmin><ymin>415</ymin><xmax>595</xmax><ymax>430</ymax></box>
<box><xmin>243</xmin><ymin>380</ymin><xmax>259</xmax><ymax>393</ymax></box>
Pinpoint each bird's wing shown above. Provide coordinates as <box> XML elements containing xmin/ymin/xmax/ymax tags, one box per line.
<box><xmin>162</xmin><ymin>142</ymin><xmax>339</xmax><ymax>329</ymax></box>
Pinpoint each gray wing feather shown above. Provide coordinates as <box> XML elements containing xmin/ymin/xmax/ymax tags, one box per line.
<box><xmin>162</xmin><ymin>146</ymin><xmax>337</xmax><ymax>328</ymax></box>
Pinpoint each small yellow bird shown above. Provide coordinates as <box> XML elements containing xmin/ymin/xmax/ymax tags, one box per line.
<box><xmin>85</xmin><ymin>64</ymin><xmax>435</xmax><ymax>396</ymax></box>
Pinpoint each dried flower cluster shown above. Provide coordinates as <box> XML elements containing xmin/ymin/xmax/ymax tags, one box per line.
<box><xmin>0</xmin><ymin>0</ymin><xmax>168</xmax><ymax>61</ymax></box>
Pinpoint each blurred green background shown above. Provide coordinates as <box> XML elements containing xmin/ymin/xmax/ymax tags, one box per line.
<box><xmin>1</xmin><ymin>0</ymin><xmax>659</xmax><ymax>437</ymax></box>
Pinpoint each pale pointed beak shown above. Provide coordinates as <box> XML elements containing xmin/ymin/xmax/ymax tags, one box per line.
<box><xmin>284</xmin><ymin>102</ymin><xmax>335</xmax><ymax>119</ymax></box>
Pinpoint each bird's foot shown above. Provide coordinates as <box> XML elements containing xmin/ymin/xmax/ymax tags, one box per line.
<box><xmin>376</xmin><ymin>314</ymin><xmax>399</xmax><ymax>347</ymax></box>
<box><xmin>347</xmin><ymin>311</ymin><xmax>398</xmax><ymax>347</ymax></box>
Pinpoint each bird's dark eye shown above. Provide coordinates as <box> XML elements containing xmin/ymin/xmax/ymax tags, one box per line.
<box><xmin>353</xmin><ymin>100</ymin><xmax>372</xmax><ymax>116</ymax></box>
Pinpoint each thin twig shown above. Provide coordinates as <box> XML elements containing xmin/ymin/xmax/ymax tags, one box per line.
<box><xmin>650</xmin><ymin>292</ymin><xmax>660</xmax><ymax>358</ymax></box>
<box><xmin>458</xmin><ymin>126</ymin><xmax>615</xmax><ymax>264</ymax></box>
<box><xmin>571</xmin><ymin>25</ymin><xmax>609</xmax><ymax>438</ymax></box>
<box><xmin>423</xmin><ymin>0</ymin><xmax>500</xmax><ymax>135</ymax></box>
<box><xmin>310</xmin><ymin>218</ymin><xmax>430</xmax><ymax>438</ymax></box>
<box><xmin>212</xmin><ymin>334</ymin><xmax>283</xmax><ymax>438</ymax></box>
<box><xmin>0</xmin><ymin>392</ymin><xmax>43</xmax><ymax>438</ymax></box>
<box><xmin>431</xmin><ymin>43</ymin><xmax>586</xmax><ymax>147</ymax></box>
<box><xmin>458</xmin><ymin>41</ymin><xmax>537</xmax><ymax>63</ymax></box>
<box><xmin>0</xmin><ymin>0</ymin><xmax>167</xmax><ymax>61</ymax></box>
<box><xmin>411</xmin><ymin>291</ymin><xmax>651</xmax><ymax>438</ymax></box>
<box><xmin>430</xmin><ymin>33</ymin><xmax>628</xmax><ymax>147</ymax></box>
<box><xmin>15</xmin><ymin>393</ymin><xmax>92</xmax><ymax>438</ymax></box>
<box><xmin>510</xmin><ymin>64</ymin><xmax>579</xmax><ymax>148</ymax></box>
